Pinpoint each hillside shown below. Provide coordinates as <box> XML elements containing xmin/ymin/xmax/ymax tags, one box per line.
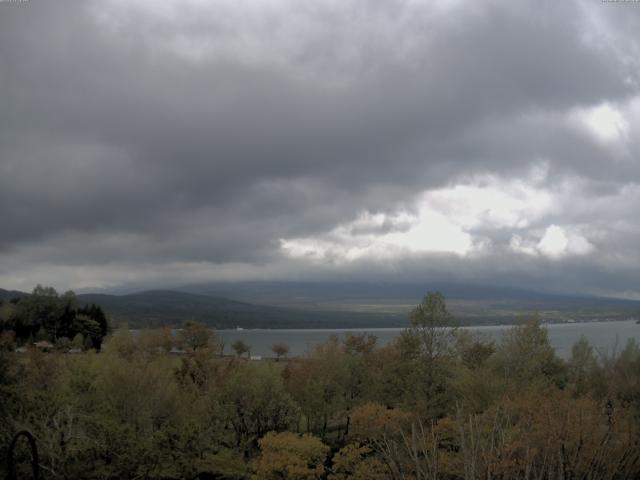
<box><xmin>76</xmin><ymin>290</ymin><xmax>403</xmax><ymax>329</ymax></box>
<box><xmin>0</xmin><ymin>288</ymin><xmax>29</xmax><ymax>302</ymax></box>
<box><xmin>178</xmin><ymin>281</ymin><xmax>640</xmax><ymax>324</ymax></box>
<box><xmin>4</xmin><ymin>284</ymin><xmax>640</xmax><ymax>329</ymax></box>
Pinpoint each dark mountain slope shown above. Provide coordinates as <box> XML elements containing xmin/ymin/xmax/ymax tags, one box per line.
<box><xmin>0</xmin><ymin>288</ymin><xmax>29</xmax><ymax>301</ymax></box>
<box><xmin>176</xmin><ymin>281</ymin><xmax>640</xmax><ymax>323</ymax></box>
<box><xmin>4</xmin><ymin>283</ymin><xmax>640</xmax><ymax>329</ymax></box>
<box><xmin>76</xmin><ymin>290</ymin><xmax>402</xmax><ymax>328</ymax></box>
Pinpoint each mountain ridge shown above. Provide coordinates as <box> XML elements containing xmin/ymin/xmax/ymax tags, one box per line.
<box><xmin>3</xmin><ymin>284</ymin><xmax>639</xmax><ymax>329</ymax></box>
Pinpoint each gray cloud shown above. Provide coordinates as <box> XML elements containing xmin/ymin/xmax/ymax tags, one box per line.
<box><xmin>1</xmin><ymin>0</ymin><xmax>640</xmax><ymax>296</ymax></box>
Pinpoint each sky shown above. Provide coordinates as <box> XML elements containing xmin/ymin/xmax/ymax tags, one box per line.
<box><xmin>1</xmin><ymin>0</ymin><xmax>640</xmax><ymax>297</ymax></box>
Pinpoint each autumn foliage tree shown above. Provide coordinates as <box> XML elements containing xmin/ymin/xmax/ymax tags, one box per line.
<box><xmin>271</xmin><ymin>342</ymin><xmax>290</xmax><ymax>360</ymax></box>
<box><xmin>253</xmin><ymin>432</ymin><xmax>329</xmax><ymax>480</ymax></box>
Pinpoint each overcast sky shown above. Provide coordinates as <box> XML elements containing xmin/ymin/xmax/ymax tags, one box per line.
<box><xmin>2</xmin><ymin>0</ymin><xmax>640</xmax><ymax>297</ymax></box>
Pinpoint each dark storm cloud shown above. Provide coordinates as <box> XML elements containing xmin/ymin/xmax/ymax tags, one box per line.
<box><xmin>1</xmin><ymin>0</ymin><xmax>640</xmax><ymax>294</ymax></box>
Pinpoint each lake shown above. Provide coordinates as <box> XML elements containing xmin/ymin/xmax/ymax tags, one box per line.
<box><xmin>217</xmin><ymin>320</ymin><xmax>640</xmax><ymax>359</ymax></box>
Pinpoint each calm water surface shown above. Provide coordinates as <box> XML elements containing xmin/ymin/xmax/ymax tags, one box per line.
<box><xmin>218</xmin><ymin>320</ymin><xmax>640</xmax><ymax>359</ymax></box>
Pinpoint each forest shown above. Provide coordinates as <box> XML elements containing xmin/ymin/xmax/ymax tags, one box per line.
<box><xmin>1</xmin><ymin>292</ymin><xmax>640</xmax><ymax>479</ymax></box>
<box><xmin>0</xmin><ymin>285</ymin><xmax>110</xmax><ymax>351</ymax></box>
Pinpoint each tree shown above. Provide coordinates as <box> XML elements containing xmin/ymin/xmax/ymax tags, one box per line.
<box><xmin>492</xmin><ymin>317</ymin><xmax>566</xmax><ymax>388</ymax></box>
<box><xmin>32</xmin><ymin>284</ymin><xmax>57</xmax><ymax>297</ymax></box>
<box><xmin>407</xmin><ymin>291</ymin><xmax>457</xmax><ymax>362</ymax></box>
<box><xmin>253</xmin><ymin>432</ymin><xmax>329</xmax><ymax>480</ymax></box>
<box><xmin>394</xmin><ymin>292</ymin><xmax>459</xmax><ymax>417</ymax></box>
<box><xmin>453</xmin><ymin>389</ymin><xmax>639</xmax><ymax>480</ymax></box>
<box><xmin>608</xmin><ymin>338</ymin><xmax>640</xmax><ymax>408</ymax></box>
<box><xmin>55</xmin><ymin>336</ymin><xmax>71</xmax><ymax>352</ymax></box>
<box><xmin>456</xmin><ymin>330</ymin><xmax>495</xmax><ymax>369</ymax></box>
<box><xmin>568</xmin><ymin>335</ymin><xmax>601</xmax><ymax>396</ymax></box>
<box><xmin>75</xmin><ymin>314</ymin><xmax>102</xmax><ymax>349</ymax></box>
<box><xmin>83</xmin><ymin>334</ymin><xmax>95</xmax><ymax>351</ymax></box>
<box><xmin>328</xmin><ymin>444</ymin><xmax>389</xmax><ymax>480</ymax></box>
<box><xmin>35</xmin><ymin>326</ymin><xmax>49</xmax><ymax>342</ymax></box>
<box><xmin>343</xmin><ymin>333</ymin><xmax>377</xmax><ymax>356</ymax></box>
<box><xmin>221</xmin><ymin>364</ymin><xmax>299</xmax><ymax>452</ymax></box>
<box><xmin>4</xmin><ymin>287</ymin><xmax>109</xmax><ymax>349</ymax></box>
<box><xmin>348</xmin><ymin>403</ymin><xmax>407</xmax><ymax>442</ymax></box>
<box><xmin>0</xmin><ymin>331</ymin><xmax>16</xmax><ymax>352</ymax></box>
<box><xmin>232</xmin><ymin>339</ymin><xmax>251</xmax><ymax>358</ymax></box>
<box><xmin>271</xmin><ymin>342</ymin><xmax>290</xmax><ymax>361</ymax></box>
<box><xmin>180</xmin><ymin>320</ymin><xmax>215</xmax><ymax>352</ymax></box>
<box><xmin>77</xmin><ymin>303</ymin><xmax>109</xmax><ymax>340</ymax></box>
<box><xmin>17</xmin><ymin>286</ymin><xmax>65</xmax><ymax>341</ymax></box>
<box><xmin>283</xmin><ymin>338</ymin><xmax>350</xmax><ymax>436</ymax></box>
<box><xmin>72</xmin><ymin>333</ymin><xmax>85</xmax><ymax>350</ymax></box>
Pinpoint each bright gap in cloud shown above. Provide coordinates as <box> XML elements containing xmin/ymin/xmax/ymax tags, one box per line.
<box><xmin>573</xmin><ymin>103</ymin><xmax>629</xmax><ymax>143</ymax></box>
<box><xmin>280</xmin><ymin>172</ymin><xmax>556</xmax><ymax>263</ymax></box>
<box><xmin>511</xmin><ymin>224</ymin><xmax>595</xmax><ymax>259</ymax></box>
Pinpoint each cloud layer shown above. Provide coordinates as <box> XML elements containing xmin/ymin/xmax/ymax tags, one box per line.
<box><xmin>1</xmin><ymin>0</ymin><xmax>640</xmax><ymax>297</ymax></box>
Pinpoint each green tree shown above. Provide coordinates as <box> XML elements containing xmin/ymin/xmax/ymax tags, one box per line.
<box><xmin>71</xmin><ymin>333</ymin><xmax>85</xmax><ymax>350</ymax></box>
<box><xmin>568</xmin><ymin>335</ymin><xmax>601</xmax><ymax>396</ymax></box>
<box><xmin>232</xmin><ymin>339</ymin><xmax>251</xmax><ymax>358</ymax></box>
<box><xmin>76</xmin><ymin>303</ymin><xmax>109</xmax><ymax>345</ymax></box>
<box><xmin>221</xmin><ymin>364</ymin><xmax>298</xmax><ymax>452</ymax></box>
<box><xmin>393</xmin><ymin>292</ymin><xmax>459</xmax><ymax>417</ymax></box>
<box><xmin>456</xmin><ymin>330</ymin><xmax>495</xmax><ymax>369</ymax></box>
<box><xmin>75</xmin><ymin>314</ymin><xmax>102</xmax><ymax>348</ymax></box>
<box><xmin>407</xmin><ymin>291</ymin><xmax>457</xmax><ymax>362</ymax></box>
<box><xmin>492</xmin><ymin>318</ymin><xmax>566</xmax><ymax>388</ymax></box>
<box><xmin>0</xmin><ymin>331</ymin><xmax>16</xmax><ymax>352</ymax></box>
<box><xmin>35</xmin><ymin>326</ymin><xmax>49</xmax><ymax>342</ymax></box>
<box><xmin>55</xmin><ymin>336</ymin><xmax>71</xmax><ymax>352</ymax></box>
<box><xmin>5</xmin><ymin>287</ymin><xmax>109</xmax><ymax>349</ymax></box>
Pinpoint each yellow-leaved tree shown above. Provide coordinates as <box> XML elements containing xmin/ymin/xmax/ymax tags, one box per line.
<box><xmin>253</xmin><ymin>431</ymin><xmax>329</xmax><ymax>480</ymax></box>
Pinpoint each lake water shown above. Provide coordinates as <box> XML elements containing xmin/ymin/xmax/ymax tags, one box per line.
<box><xmin>217</xmin><ymin>320</ymin><xmax>640</xmax><ymax>359</ymax></box>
